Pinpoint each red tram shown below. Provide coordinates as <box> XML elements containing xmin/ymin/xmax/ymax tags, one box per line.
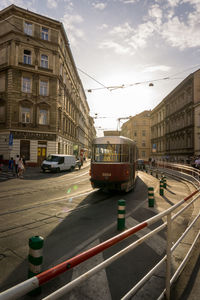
<box><xmin>90</xmin><ymin>136</ymin><xmax>137</xmax><ymax>192</ymax></box>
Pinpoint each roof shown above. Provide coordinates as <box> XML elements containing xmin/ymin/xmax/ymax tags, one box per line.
<box><xmin>93</xmin><ymin>136</ymin><xmax>135</xmax><ymax>145</ymax></box>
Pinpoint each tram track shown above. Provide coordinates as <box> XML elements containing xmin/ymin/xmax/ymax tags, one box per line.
<box><xmin>0</xmin><ymin>171</ymin><xmax>90</xmax><ymax>199</ymax></box>
<box><xmin>0</xmin><ymin>188</ymin><xmax>116</xmax><ymax>237</ymax></box>
<box><xmin>0</xmin><ymin>189</ymin><xmax>94</xmax><ymax>217</ymax></box>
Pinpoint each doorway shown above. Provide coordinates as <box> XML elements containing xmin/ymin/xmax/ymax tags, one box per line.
<box><xmin>37</xmin><ymin>142</ymin><xmax>47</xmax><ymax>166</ymax></box>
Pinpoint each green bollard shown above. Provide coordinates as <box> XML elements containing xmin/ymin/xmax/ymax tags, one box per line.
<box><xmin>118</xmin><ymin>199</ymin><xmax>126</xmax><ymax>231</ymax></box>
<box><xmin>163</xmin><ymin>176</ymin><xmax>167</xmax><ymax>188</ymax></box>
<box><xmin>28</xmin><ymin>236</ymin><xmax>44</xmax><ymax>295</ymax></box>
<box><xmin>148</xmin><ymin>187</ymin><xmax>154</xmax><ymax>207</ymax></box>
<box><xmin>159</xmin><ymin>179</ymin><xmax>164</xmax><ymax>196</ymax></box>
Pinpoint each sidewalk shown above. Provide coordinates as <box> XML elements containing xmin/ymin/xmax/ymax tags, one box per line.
<box><xmin>143</xmin><ymin>168</ymin><xmax>200</xmax><ymax>300</ymax></box>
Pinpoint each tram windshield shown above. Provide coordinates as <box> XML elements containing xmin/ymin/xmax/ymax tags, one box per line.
<box><xmin>93</xmin><ymin>144</ymin><xmax>129</xmax><ymax>162</ymax></box>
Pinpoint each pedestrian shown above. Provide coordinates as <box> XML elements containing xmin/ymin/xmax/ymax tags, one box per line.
<box><xmin>22</xmin><ymin>155</ymin><xmax>26</xmax><ymax>169</ymax></box>
<box><xmin>18</xmin><ymin>158</ymin><xmax>25</xmax><ymax>178</ymax></box>
<box><xmin>15</xmin><ymin>155</ymin><xmax>19</xmax><ymax>175</ymax></box>
<box><xmin>195</xmin><ymin>157</ymin><xmax>200</xmax><ymax>169</ymax></box>
<box><xmin>8</xmin><ymin>157</ymin><xmax>14</xmax><ymax>173</ymax></box>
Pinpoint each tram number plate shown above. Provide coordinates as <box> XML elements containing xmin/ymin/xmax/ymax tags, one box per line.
<box><xmin>102</xmin><ymin>173</ymin><xmax>111</xmax><ymax>176</ymax></box>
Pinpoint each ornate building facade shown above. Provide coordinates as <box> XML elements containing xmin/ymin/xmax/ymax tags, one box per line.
<box><xmin>151</xmin><ymin>69</ymin><xmax>200</xmax><ymax>162</ymax></box>
<box><xmin>0</xmin><ymin>5</ymin><xmax>95</xmax><ymax>165</ymax></box>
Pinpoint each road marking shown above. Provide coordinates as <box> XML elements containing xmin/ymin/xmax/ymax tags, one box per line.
<box><xmin>69</xmin><ymin>240</ymin><xmax>112</xmax><ymax>300</ymax></box>
<box><xmin>126</xmin><ymin>216</ymin><xmax>166</xmax><ymax>256</ymax></box>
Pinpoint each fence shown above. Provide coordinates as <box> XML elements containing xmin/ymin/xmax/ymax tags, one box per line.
<box><xmin>0</xmin><ymin>163</ymin><xmax>200</xmax><ymax>300</ymax></box>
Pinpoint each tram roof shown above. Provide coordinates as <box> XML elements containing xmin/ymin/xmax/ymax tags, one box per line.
<box><xmin>93</xmin><ymin>136</ymin><xmax>135</xmax><ymax>145</ymax></box>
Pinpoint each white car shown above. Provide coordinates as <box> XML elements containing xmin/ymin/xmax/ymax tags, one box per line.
<box><xmin>41</xmin><ymin>154</ymin><xmax>76</xmax><ymax>172</ymax></box>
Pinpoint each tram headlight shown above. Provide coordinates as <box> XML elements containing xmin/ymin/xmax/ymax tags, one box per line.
<box><xmin>125</xmin><ymin>170</ymin><xmax>129</xmax><ymax>175</ymax></box>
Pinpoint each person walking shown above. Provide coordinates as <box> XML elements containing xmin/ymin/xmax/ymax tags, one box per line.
<box><xmin>8</xmin><ymin>157</ymin><xmax>14</xmax><ymax>174</ymax></box>
<box><xmin>15</xmin><ymin>155</ymin><xmax>19</xmax><ymax>175</ymax></box>
<box><xmin>18</xmin><ymin>158</ymin><xmax>25</xmax><ymax>178</ymax></box>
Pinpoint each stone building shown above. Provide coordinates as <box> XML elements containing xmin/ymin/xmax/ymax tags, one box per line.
<box><xmin>151</xmin><ymin>101</ymin><xmax>166</xmax><ymax>160</ymax></box>
<box><xmin>121</xmin><ymin>110</ymin><xmax>151</xmax><ymax>161</ymax></box>
<box><xmin>104</xmin><ymin>130</ymin><xmax>121</xmax><ymax>136</ymax></box>
<box><xmin>0</xmin><ymin>4</ymin><xmax>95</xmax><ymax>166</ymax></box>
<box><xmin>150</xmin><ymin>69</ymin><xmax>200</xmax><ymax>162</ymax></box>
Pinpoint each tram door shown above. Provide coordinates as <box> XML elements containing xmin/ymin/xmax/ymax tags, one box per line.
<box><xmin>37</xmin><ymin>142</ymin><xmax>47</xmax><ymax>166</ymax></box>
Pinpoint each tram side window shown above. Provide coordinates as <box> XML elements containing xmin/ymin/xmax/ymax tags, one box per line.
<box><xmin>130</xmin><ymin>146</ymin><xmax>133</xmax><ymax>163</ymax></box>
<box><xmin>121</xmin><ymin>144</ymin><xmax>129</xmax><ymax>162</ymax></box>
<box><xmin>94</xmin><ymin>144</ymin><xmax>121</xmax><ymax>162</ymax></box>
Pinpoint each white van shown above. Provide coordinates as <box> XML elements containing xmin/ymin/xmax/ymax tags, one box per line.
<box><xmin>41</xmin><ymin>154</ymin><xmax>76</xmax><ymax>173</ymax></box>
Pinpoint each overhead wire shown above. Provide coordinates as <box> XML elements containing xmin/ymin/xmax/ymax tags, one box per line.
<box><xmin>1</xmin><ymin>13</ymin><xmax>200</xmax><ymax>94</ymax></box>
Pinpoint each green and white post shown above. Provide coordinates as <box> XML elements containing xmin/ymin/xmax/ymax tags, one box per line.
<box><xmin>160</xmin><ymin>179</ymin><xmax>164</xmax><ymax>196</ymax></box>
<box><xmin>163</xmin><ymin>176</ymin><xmax>167</xmax><ymax>188</ymax></box>
<box><xmin>28</xmin><ymin>236</ymin><xmax>44</xmax><ymax>294</ymax></box>
<box><xmin>118</xmin><ymin>199</ymin><xmax>126</xmax><ymax>231</ymax></box>
<box><xmin>148</xmin><ymin>187</ymin><xmax>154</xmax><ymax>207</ymax></box>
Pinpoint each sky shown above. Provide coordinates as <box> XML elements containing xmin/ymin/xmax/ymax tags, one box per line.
<box><xmin>1</xmin><ymin>0</ymin><xmax>200</xmax><ymax>136</ymax></box>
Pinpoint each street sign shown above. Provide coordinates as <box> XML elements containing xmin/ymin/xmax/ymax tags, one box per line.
<box><xmin>9</xmin><ymin>133</ymin><xmax>13</xmax><ymax>146</ymax></box>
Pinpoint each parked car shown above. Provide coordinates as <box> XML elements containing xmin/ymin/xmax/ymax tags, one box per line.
<box><xmin>136</xmin><ymin>159</ymin><xmax>145</xmax><ymax>170</ymax></box>
<box><xmin>41</xmin><ymin>154</ymin><xmax>76</xmax><ymax>172</ymax></box>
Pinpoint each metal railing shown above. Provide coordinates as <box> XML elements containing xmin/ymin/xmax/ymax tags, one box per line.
<box><xmin>0</xmin><ymin>163</ymin><xmax>200</xmax><ymax>300</ymax></box>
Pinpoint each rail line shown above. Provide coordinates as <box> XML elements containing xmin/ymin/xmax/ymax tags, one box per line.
<box><xmin>0</xmin><ymin>190</ymin><xmax>94</xmax><ymax>218</ymax></box>
<box><xmin>0</xmin><ymin>171</ymin><xmax>90</xmax><ymax>199</ymax></box>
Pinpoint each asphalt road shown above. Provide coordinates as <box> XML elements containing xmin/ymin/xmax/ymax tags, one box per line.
<box><xmin>0</xmin><ymin>167</ymin><xmax>196</xmax><ymax>300</ymax></box>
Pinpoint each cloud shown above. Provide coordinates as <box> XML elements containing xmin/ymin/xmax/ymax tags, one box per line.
<box><xmin>61</xmin><ymin>13</ymin><xmax>85</xmax><ymax>46</ymax></box>
<box><xmin>120</xmin><ymin>0</ymin><xmax>139</xmax><ymax>3</ymax></box>
<box><xmin>148</xmin><ymin>4</ymin><xmax>162</xmax><ymax>25</ymax></box>
<box><xmin>99</xmin><ymin>41</ymin><xmax>131</xmax><ymax>55</ymax></box>
<box><xmin>0</xmin><ymin>0</ymin><xmax>32</xmax><ymax>9</ymax></box>
<box><xmin>47</xmin><ymin>0</ymin><xmax>57</xmax><ymax>9</ymax></box>
<box><xmin>143</xmin><ymin>65</ymin><xmax>171</xmax><ymax>73</ymax></box>
<box><xmin>98</xmin><ymin>23</ymin><xmax>108</xmax><ymax>30</ymax></box>
<box><xmin>109</xmin><ymin>22</ymin><xmax>133</xmax><ymax>37</ymax></box>
<box><xmin>161</xmin><ymin>16</ymin><xmax>200</xmax><ymax>49</ymax></box>
<box><xmin>92</xmin><ymin>2</ymin><xmax>107</xmax><ymax>10</ymax></box>
<box><xmin>63</xmin><ymin>0</ymin><xmax>74</xmax><ymax>12</ymax></box>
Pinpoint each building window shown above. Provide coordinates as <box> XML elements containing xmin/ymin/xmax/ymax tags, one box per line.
<box><xmin>142</xmin><ymin>141</ymin><xmax>146</xmax><ymax>147</ymax></box>
<box><xmin>142</xmin><ymin>130</ymin><xmax>146</xmax><ymax>136</ymax></box>
<box><xmin>23</xmin><ymin>50</ymin><xmax>31</xmax><ymax>64</ymax></box>
<box><xmin>141</xmin><ymin>151</ymin><xmax>146</xmax><ymax>158</ymax></box>
<box><xmin>40</xmin><ymin>80</ymin><xmax>48</xmax><ymax>96</ymax></box>
<box><xmin>39</xmin><ymin>109</ymin><xmax>48</xmax><ymax>125</ymax></box>
<box><xmin>0</xmin><ymin>104</ymin><xmax>5</xmax><ymax>122</ymax></box>
<box><xmin>41</xmin><ymin>54</ymin><xmax>48</xmax><ymax>68</ymax></box>
<box><xmin>22</xmin><ymin>77</ymin><xmax>31</xmax><ymax>93</ymax></box>
<box><xmin>41</xmin><ymin>27</ymin><xmax>49</xmax><ymax>40</ymax></box>
<box><xmin>21</xmin><ymin>107</ymin><xmax>31</xmax><ymax>123</ymax></box>
<box><xmin>24</xmin><ymin>22</ymin><xmax>32</xmax><ymax>36</ymax></box>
